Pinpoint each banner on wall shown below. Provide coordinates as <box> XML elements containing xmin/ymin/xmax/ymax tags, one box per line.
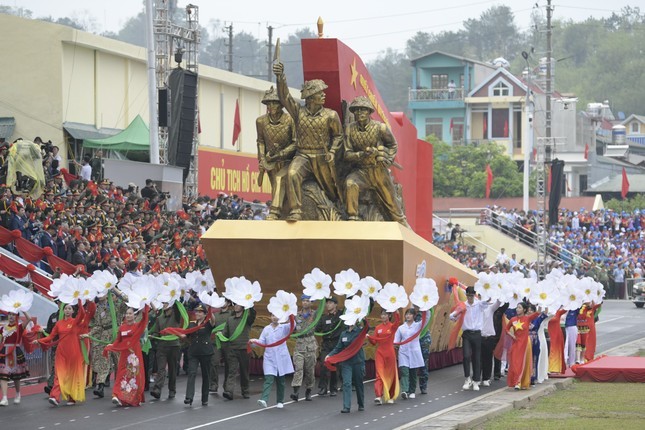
<box><xmin>197</xmin><ymin>147</ymin><xmax>272</xmax><ymax>201</ymax></box>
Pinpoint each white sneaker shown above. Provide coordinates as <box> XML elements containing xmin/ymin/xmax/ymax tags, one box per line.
<box><xmin>386</xmin><ymin>399</ymin><xmax>394</xmax><ymax>404</ymax></box>
<box><xmin>409</xmin><ymin>393</ymin><xmax>416</xmax><ymax>399</ymax></box>
<box><xmin>257</xmin><ymin>399</ymin><xmax>267</xmax><ymax>408</ymax></box>
<box><xmin>13</xmin><ymin>394</ymin><xmax>21</xmax><ymax>404</ymax></box>
<box><xmin>472</xmin><ymin>382</ymin><xmax>480</xmax><ymax>391</ymax></box>
<box><xmin>276</xmin><ymin>402</ymin><xmax>284</xmax><ymax>409</ymax></box>
<box><xmin>401</xmin><ymin>392</ymin><xmax>408</xmax><ymax>399</ymax></box>
<box><xmin>482</xmin><ymin>380</ymin><xmax>491</xmax><ymax>387</ymax></box>
<box><xmin>374</xmin><ymin>397</ymin><xmax>382</xmax><ymax>405</ymax></box>
<box><xmin>48</xmin><ymin>397</ymin><xmax>59</xmax><ymax>407</ymax></box>
<box><xmin>462</xmin><ymin>377</ymin><xmax>472</xmax><ymax>390</ymax></box>
<box><xmin>112</xmin><ymin>397</ymin><xmax>122</xmax><ymax>407</ymax></box>
<box><xmin>0</xmin><ymin>397</ymin><xmax>8</xmax><ymax>406</ymax></box>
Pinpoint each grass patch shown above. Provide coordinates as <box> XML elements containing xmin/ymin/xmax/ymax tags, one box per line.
<box><xmin>636</xmin><ymin>349</ymin><xmax>645</xmax><ymax>357</ymax></box>
<box><xmin>482</xmin><ymin>381</ymin><xmax>645</xmax><ymax>430</ymax></box>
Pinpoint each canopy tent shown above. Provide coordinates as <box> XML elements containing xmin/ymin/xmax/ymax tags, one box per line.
<box><xmin>83</xmin><ymin>115</ymin><xmax>149</xmax><ymax>151</ymax></box>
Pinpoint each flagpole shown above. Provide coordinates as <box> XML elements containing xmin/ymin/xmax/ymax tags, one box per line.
<box><xmin>145</xmin><ymin>0</ymin><xmax>159</xmax><ymax>164</ymax></box>
<box><xmin>521</xmin><ymin>51</ymin><xmax>533</xmax><ymax>212</ymax></box>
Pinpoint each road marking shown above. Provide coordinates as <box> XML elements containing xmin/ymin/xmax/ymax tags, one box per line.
<box><xmin>596</xmin><ymin>316</ymin><xmax>624</xmax><ymax>325</ymax></box>
<box><xmin>110</xmin><ymin>410</ymin><xmax>188</xmax><ymax>430</ymax></box>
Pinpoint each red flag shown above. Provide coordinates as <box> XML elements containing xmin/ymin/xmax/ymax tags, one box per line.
<box><xmin>584</xmin><ymin>143</ymin><xmax>589</xmax><ymax>160</ymax></box>
<box><xmin>197</xmin><ymin>113</ymin><xmax>202</xmax><ymax>134</ymax></box>
<box><xmin>450</xmin><ymin>118</ymin><xmax>454</xmax><ymax>133</ymax></box>
<box><xmin>485</xmin><ymin>164</ymin><xmax>493</xmax><ymax>199</ymax></box>
<box><xmin>547</xmin><ymin>167</ymin><xmax>552</xmax><ymax>193</ymax></box>
<box><xmin>622</xmin><ymin>167</ymin><xmax>630</xmax><ymax>199</ymax></box>
<box><xmin>232</xmin><ymin>99</ymin><xmax>241</xmax><ymax>146</ymax></box>
<box><xmin>483</xmin><ymin>119</ymin><xmax>487</xmax><ymax>136</ymax></box>
<box><xmin>503</xmin><ymin>119</ymin><xmax>509</xmax><ymax>137</ymax></box>
<box><xmin>532</xmin><ymin>148</ymin><xmax>537</xmax><ymax>162</ymax></box>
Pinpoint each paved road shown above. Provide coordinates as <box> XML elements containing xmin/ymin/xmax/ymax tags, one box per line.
<box><xmin>4</xmin><ymin>300</ymin><xmax>644</xmax><ymax>430</ymax></box>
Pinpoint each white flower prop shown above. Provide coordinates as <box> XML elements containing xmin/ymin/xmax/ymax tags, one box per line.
<box><xmin>203</xmin><ymin>269</ymin><xmax>216</xmax><ymax>290</ymax></box>
<box><xmin>578</xmin><ymin>277</ymin><xmax>596</xmax><ymax>303</ymax></box>
<box><xmin>333</xmin><ymin>269</ymin><xmax>361</xmax><ymax>297</ymax></box>
<box><xmin>89</xmin><ymin>270</ymin><xmax>119</xmax><ymax>298</ymax></box>
<box><xmin>340</xmin><ymin>293</ymin><xmax>370</xmax><ymax>326</ymax></box>
<box><xmin>519</xmin><ymin>277</ymin><xmax>536</xmax><ymax>300</ymax></box>
<box><xmin>223</xmin><ymin>276</ymin><xmax>262</xmax><ymax>309</ymax></box>
<box><xmin>267</xmin><ymin>290</ymin><xmax>298</xmax><ymax>323</ymax></box>
<box><xmin>48</xmin><ymin>273</ymin><xmax>71</xmax><ymax>299</ymax></box>
<box><xmin>593</xmin><ymin>281</ymin><xmax>606</xmax><ymax>304</ymax></box>
<box><xmin>198</xmin><ymin>291</ymin><xmax>227</xmax><ymax>309</ymax></box>
<box><xmin>503</xmin><ymin>283</ymin><xmax>524</xmax><ymax>308</ymax></box>
<box><xmin>117</xmin><ymin>272</ymin><xmax>142</xmax><ymax>296</ymax></box>
<box><xmin>0</xmin><ymin>289</ymin><xmax>34</xmax><ymax>313</ymax></box>
<box><xmin>79</xmin><ymin>279</ymin><xmax>98</xmax><ymax>303</ymax></box>
<box><xmin>491</xmin><ymin>273</ymin><xmax>508</xmax><ymax>298</ymax></box>
<box><xmin>475</xmin><ymin>272</ymin><xmax>499</xmax><ymax>301</ymax></box>
<box><xmin>185</xmin><ymin>270</ymin><xmax>215</xmax><ymax>295</ymax></box>
<box><xmin>159</xmin><ymin>281</ymin><xmax>181</xmax><ymax>305</ymax></box>
<box><xmin>409</xmin><ymin>278</ymin><xmax>439</xmax><ymax>311</ymax></box>
<box><xmin>359</xmin><ymin>276</ymin><xmax>383</xmax><ymax>299</ymax></box>
<box><xmin>125</xmin><ymin>277</ymin><xmax>158</xmax><ymax>310</ymax></box>
<box><xmin>58</xmin><ymin>277</ymin><xmax>89</xmax><ymax>304</ymax></box>
<box><xmin>375</xmin><ymin>282</ymin><xmax>409</xmax><ymax>313</ymax></box>
<box><xmin>561</xmin><ymin>276</ymin><xmax>585</xmax><ymax>310</ymax></box>
<box><xmin>545</xmin><ymin>267</ymin><xmax>565</xmax><ymax>281</ymax></box>
<box><xmin>301</xmin><ymin>268</ymin><xmax>332</xmax><ymax>301</ymax></box>
<box><xmin>530</xmin><ymin>279</ymin><xmax>560</xmax><ymax>309</ymax></box>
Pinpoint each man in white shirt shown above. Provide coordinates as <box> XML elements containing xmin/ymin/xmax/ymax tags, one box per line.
<box><xmin>449</xmin><ymin>286</ymin><xmax>489</xmax><ymax>391</ymax></box>
<box><xmin>496</xmin><ymin>248</ymin><xmax>508</xmax><ymax>265</ymax></box>
<box><xmin>75</xmin><ymin>154</ymin><xmax>92</xmax><ymax>181</ymax></box>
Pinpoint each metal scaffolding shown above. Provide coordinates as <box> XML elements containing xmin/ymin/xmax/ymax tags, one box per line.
<box><xmin>154</xmin><ymin>1</ymin><xmax>201</xmax><ymax>197</ymax></box>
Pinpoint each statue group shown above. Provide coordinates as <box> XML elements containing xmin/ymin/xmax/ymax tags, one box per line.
<box><xmin>255</xmin><ymin>61</ymin><xmax>409</xmax><ymax>227</ymax></box>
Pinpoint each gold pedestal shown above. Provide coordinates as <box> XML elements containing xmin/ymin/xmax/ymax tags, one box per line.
<box><xmin>201</xmin><ymin>221</ymin><xmax>476</xmax><ymax>301</ymax></box>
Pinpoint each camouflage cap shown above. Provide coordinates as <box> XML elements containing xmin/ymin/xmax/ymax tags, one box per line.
<box><xmin>261</xmin><ymin>86</ymin><xmax>281</xmax><ymax>105</ymax></box>
<box><xmin>349</xmin><ymin>96</ymin><xmax>375</xmax><ymax>113</ymax></box>
<box><xmin>300</xmin><ymin>79</ymin><xmax>328</xmax><ymax>99</ymax></box>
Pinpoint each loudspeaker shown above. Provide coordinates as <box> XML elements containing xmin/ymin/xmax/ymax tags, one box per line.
<box><xmin>158</xmin><ymin>89</ymin><xmax>168</xmax><ymax>127</ymax></box>
<box><xmin>167</xmin><ymin>69</ymin><xmax>197</xmax><ymax>169</ymax></box>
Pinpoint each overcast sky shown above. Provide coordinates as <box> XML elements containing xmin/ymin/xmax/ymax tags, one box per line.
<box><xmin>5</xmin><ymin>0</ymin><xmax>636</xmax><ymax>61</ymax></box>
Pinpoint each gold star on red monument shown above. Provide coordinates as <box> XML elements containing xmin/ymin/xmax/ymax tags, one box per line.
<box><xmin>350</xmin><ymin>58</ymin><xmax>358</xmax><ymax>89</ymax></box>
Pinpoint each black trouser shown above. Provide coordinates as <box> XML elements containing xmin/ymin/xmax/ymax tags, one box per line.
<box><xmin>480</xmin><ymin>335</ymin><xmax>498</xmax><ymax>381</ymax></box>
<box><xmin>462</xmin><ymin>330</ymin><xmax>482</xmax><ymax>381</ymax></box>
<box><xmin>186</xmin><ymin>354</ymin><xmax>212</xmax><ymax>404</ymax></box>
<box><xmin>318</xmin><ymin>345</ymin><xmax>337</xmax><ymax>392</ymax></box>
<box><xmin>153</xmin><ymin>344</ymin><xmax>180</xmax><ymax>395</ymax></box>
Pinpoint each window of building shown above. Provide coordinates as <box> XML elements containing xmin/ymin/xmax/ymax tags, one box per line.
<box><xmin>450</xmin><ymin>117</ymin><xmax>464</xmax><ymax>142</ymax></box>
<box><xmin>431</xmin><ymin>74</ymin><xmax>448</xmax><ymax>89</ymax></box>
<box><xmin>492</xmin><ymin>81</ymin><xmax>510</xmax><ymax>96</ymax></box>
<box><xmin>632</xmin><ymin>122</ymin><xmax>640</xmax><ymax>133</ymax></box>
<box><xmin>425</xmin><ymin>117</ymin><xmax>443</xmax><ymax>140</ymax></box>
<box><xmin>491</xmin><ymin>109</ymin><xmax>509</xmax><ymax>138</ymax></box>
<box><xmin>579</xmin><ymin>175</ymin><xmax>588</xmax><ymax>193</ymax></box>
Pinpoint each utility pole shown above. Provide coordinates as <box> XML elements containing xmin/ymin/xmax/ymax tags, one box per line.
<box><xmin>224</xmin><ymin>23</ymin><xmax>233</xmax><ymax>72</ymax></box>
<box><xmin>546</xmin><ymin>0</ymin><xmax>553</xmax><ymax>140</ymax></box>
<box><xmin>267</xmin><ymin>25</ymin><xmax>273</xmax><ymax>81</ymax></box>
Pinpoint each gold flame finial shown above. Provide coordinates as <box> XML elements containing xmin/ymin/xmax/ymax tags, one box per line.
<box><xmin>317</xmin><ymin>17</ymin><xmax>324</xmax><ymax>38</ymax></box>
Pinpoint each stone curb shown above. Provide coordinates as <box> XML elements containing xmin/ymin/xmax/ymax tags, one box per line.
<box><xmin>396</xmin><ymin>336</ymin><xmax>645</xmax><ymax>430</ymax></box>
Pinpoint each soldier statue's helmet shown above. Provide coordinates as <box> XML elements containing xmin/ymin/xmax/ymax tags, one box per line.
<box><xmin>348</xmin><ymin>96</ymin><xmax>375</xmax><ymax>113</ymax></box>
<box><xmin>261</xmin><ymin>86</ymin><xmax>281</xmax><ymax>105</ymax></box>
<box><xmin>300</xmin><ymin>79</ymin><xmax>328</xmax><ymax>99</ymax></box>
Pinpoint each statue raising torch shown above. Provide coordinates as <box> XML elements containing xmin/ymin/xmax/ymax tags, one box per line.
<box><xmin>344</xmin><ymin>96</ymin><xmax>409</xmax><ymax>227</ymax></box>
<box><xmin>256</xmin><ymin>86</ymin><xmax>296</xmax><ymax>220</ymax></box>
<box><xmin>272</xmin><ymin>61</ymin><xmax>344</xmax><ymax>221</ymax></box>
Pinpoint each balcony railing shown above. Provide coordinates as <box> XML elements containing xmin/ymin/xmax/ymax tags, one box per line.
<box><xmin>409</xmin><ymin>87</ymin><xmax>464</xmax><ymax>102</ymax></box>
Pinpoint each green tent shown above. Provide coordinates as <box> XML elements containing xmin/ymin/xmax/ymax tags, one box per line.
<box><xmin>83</xmin><ymin>115</ymin><xmax>149</xmax><ymax>151</ymax></box>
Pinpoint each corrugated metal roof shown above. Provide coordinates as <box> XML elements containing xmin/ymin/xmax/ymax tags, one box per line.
<box><xmin>63</xmin><ymin>122</ymin><xmax>121</xmax><ymax>140</ymax></box>
<box><xmin>0</xmin><ymin>117</ymin><xmax>15</xmax><ymax>139</ymax></box>
<box><xmin>587</xmin><ymin>173</ymin><xmax>645</xmax><ymax>193</ymax></box>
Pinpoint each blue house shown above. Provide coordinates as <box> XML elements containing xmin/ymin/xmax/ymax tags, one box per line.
<box><xmin>408</xmin><ymin>51</ymin><xmax>495</xmax><ymax>142</ymax></box>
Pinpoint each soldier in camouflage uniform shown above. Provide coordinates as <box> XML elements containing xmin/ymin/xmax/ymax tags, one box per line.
<box><xmin>83</xmin><ymin>294</ymin><xmax>119</xmax><ymax>398</ymax></box>
<box><xmin>273</xmin><ymin>61</ymin><xmax>344</xmax><ymax>221</ymax></box>
<box><xmin>209</xmin><ymin>299</ymin><xmax>232</xmax><ymax>393</ymax></box>
<box><xmin>256</xmin><ymin>87</ymin><xmax>297</xmax><ymax>220</ymax></box>
<box><xmin>343</xmin><ymin>96</ymin><xmax>409</xmax><ymax>227</ymax></box>
<box><xmin>290</xmin><ymin>295</ymin><xmax>318</xmax><ymax>402</ymax></box>
<box><xmin>414</xmin><ymin>306</ymin><xmax>431</xmax><ymax>394</ymax></box>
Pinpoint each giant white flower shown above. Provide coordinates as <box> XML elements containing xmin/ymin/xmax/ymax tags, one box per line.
<box><xmin>561</xmin><ymin>278</ymin><xmax>585</xmax><ymax>310</ymax></box>
<box><xmin>158</xmin><ymin>280</ymin><xmax>181</xmax><ymax>305</ymax></box>
<box><xmin>409</xmin><ymin>278</ymin><xmax>439</xmax><ymax>311</ymax></box>
<box><xmin>125</xmin><ymin>277</ymin><xmax>158</xmax><ymax>310</ymax></box>
<box><xmin>48</xmin><ymin>273</ymin><xmax>71</xmax><ymax>299</ymax></box>
<box><xmin>185</xmin><ymin>270</ymin><xmax>215</xmax><ymax>294</ymax></box>
<box><xmin>503</xmin><ymin>283</ymin><xmax>524</xmax><ymax>308</ymax></box>
<box><xmin>519</xmin><ymin>277</ymin><xmax>537</xmax><ymax>301</ymax></box>
<box><xmin>267</xmin><ymin>290</ymin><xmax>298</xmax><ymax>323</ymax></box>
<box><xmin>593</xmin><ymin>281</ymin><xmax>606</xmax><ymax>304</ymax></box>
<box><xmin>0</xmin><ymin>289</ymin><xmax>34</xmax><ymax>313</ymax></box>
<box><xmin>333</xmin><ymin>269</ymin><xmax>362</xmax><ymax>297</ymax></box>
<box><xmin>223</xmin><ymin>276</ymin><xmax>262</xmax><ymax>309</ymax></box>
<box><xmin>301</xmin><ymin>268</ymin><xmax>332</xmax><ymax>301</ymax></box>
<box><xmin>198</xmin><ymin>291</ymin><xmax>227</xmax><ymax>310</ymax></box>
<box><xmin>89</xmin><ymin>270</ymin><xmax>119</xmax><ymax>298</ymax></box>
<box><xmin>578</xmin><ymin>277</ymin><xmax>596</xmax><ymax>303</ymax></box>
<box><xmin>475</xmin><ymin>272</ymin><xmax>499</xmax><ymax>301</ymax></box>
<box><xmin>529</xmin><ymin>279</ymin><xmax>560</xmax><ymax>309</ymax></box>
<box><xmin>359</xmin><ymin>276</ymin><xmax>383</xmax><ymax>299</ymax></box>
<box><xmin>117</xmin><ymin>272</ymin><xmax>143</xmax><ymax>296</ymax></box>
<box><xmin>58</xmin><ymin>277</ymin><xmax>89</xmax><ymax>304</ymax></box>
<box><xmin>375</xmin><ymin>282</ymin><xmax>409</xmax><ymax>313</ymax></box>
<box><xmin>340</xmin><ymin>293</ymin><xmax>370</xmax><ymax>326</ymax></box>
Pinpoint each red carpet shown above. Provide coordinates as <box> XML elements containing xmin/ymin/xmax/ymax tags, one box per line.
<box><xmin>572</xmin><ymin>356</ymin><xmax>645</xmax><ymax>382</ymax></box>
<box><xmin>548</xmin><ymin>367</ymin><xmax>576</xmax><ymax>378</ymax></box>
<box><xmin>5</xmin><ymin>382</ymin><xmax>46</xmax><ymax>398</ymax></box>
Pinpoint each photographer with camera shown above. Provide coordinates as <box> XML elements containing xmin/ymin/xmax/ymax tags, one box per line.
<box><xmin>140</xmin><ymin>179</ymin><xmax>159</xmax><ymax>200</ymax></box>
<box><xmin>450</xmin><ymin>223</ymin><xmax>465</xmax><ymax>242</ymax></box>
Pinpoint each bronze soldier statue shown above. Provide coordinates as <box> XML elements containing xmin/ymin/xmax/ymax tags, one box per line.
<box><xmin>273</xmin><ymin>61</ymin><xmax>344</xmax><ymax>221</ymax></box>
<box><xmin>256</xmin><ymin>87</ymin><xmax>296</xmax><ymax>220</ymax></box>
<box><xmin>344</xmin><ymin>96</ymin><xmax>409</xmax><ymax>227</ymax></box>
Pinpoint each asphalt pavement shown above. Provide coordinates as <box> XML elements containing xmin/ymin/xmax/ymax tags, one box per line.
<box><xmin>2</xmin><ymin>300</ymin><xmax>643</xmax><ymax>430</ymax></box>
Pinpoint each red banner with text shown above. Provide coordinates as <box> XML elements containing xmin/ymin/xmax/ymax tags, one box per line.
<box><xmin>197</xmin><ymin>147</ymin><xmax>272</xmax><ymax>202</ymax></box>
